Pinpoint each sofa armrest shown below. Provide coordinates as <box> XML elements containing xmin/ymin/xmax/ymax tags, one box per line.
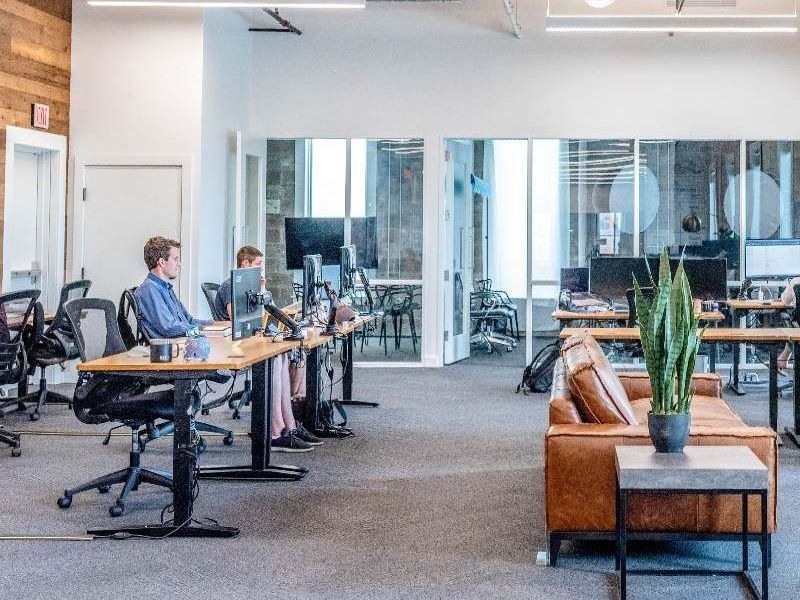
<box><xmin>545</xmin><ymin>424</ymin><xmax>777</xmax><ymax>534</ymax></box>
<box><xmin>617</xmin><ymin>372</ymin><xmax>722</xmax><ymax>401</ymax></box>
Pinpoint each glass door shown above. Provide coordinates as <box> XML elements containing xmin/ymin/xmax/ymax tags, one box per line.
<box><xmin>444</xmin><ymin>140</ymin><xmax>474</xmax><ymax>364</ymax></box>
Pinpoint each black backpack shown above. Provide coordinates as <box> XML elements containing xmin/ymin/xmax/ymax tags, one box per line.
<box><xmin>516</xmin><ymin>340</ymin><xmax>561</xmax><ymax>394</ymax></box>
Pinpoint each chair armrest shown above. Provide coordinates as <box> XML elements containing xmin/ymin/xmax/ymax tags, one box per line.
<box><xmin>617</xmin><ymin>371</ymin><xmax>722</xmax><ymax>401</ymax></box>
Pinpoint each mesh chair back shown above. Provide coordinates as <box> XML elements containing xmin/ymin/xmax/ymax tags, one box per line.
<box><xmin>626</xmin><ymin>286</ymin><xmax>654</xmax><ymax>328</ymax></box>
<box><xmin>202</xmin><ymin>282</ymin><xmax>226</xmax><ymax>320</ymax></box>
<box><xmin>292</xmin><ymin>282</ymin><xmax>303</xmax><ymax>302</ymax></box>
<box><xmin>117</xmin><ymin>287</ymin><xmax>150</xmax><ymax>348</ymax></box>
<box><xmin>38</xmin><ymin>280</ymin><xmax>91</xmax><ymax>360</ymax></box>
<box><xmin>66</xmin><ymin>298</ymin><xmax>127</xmax><ymax>363</ymax></box>
<box><xmin>65</xmin><ymin>298</ymin><xmax>148</xmax><ymax>425</ymax></box>
<box><xmin>0</xmin><ymin>290</ymin><xmax>39</xmax><ymax>385</ymax></box>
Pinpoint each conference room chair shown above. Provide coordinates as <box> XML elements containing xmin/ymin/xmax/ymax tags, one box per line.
<box><xmin>58</xmin><ymin>297</ymin><xmax>173</xmax><ymax>517</ymax></box>
<box><xmin>0</xmin><ymin>289</ymin><xmax>40</xmax><ymax>456</ymax></box>
<box><xmin>469</xmin><ymin>289</ymin><xmax>516</xmax><ymax>354</ymax></box>
<box><xmin>5</xmin><ymin>280</ymin><xmax>91</xmax><ymax>421</ymax></box>
<box><xmin>474</xmin><ymin>278</ymin><xmax>519</xmax><ymax>340</ymax></box>
<box><xmin>201</xmin><ymin>281</ymin><xmax>252</xmax><ymax>420</ymax></box>
<box><xmin>118</xmin><ymin>288</ymin><xmax>234</xmax><ymax>450</ymax></box>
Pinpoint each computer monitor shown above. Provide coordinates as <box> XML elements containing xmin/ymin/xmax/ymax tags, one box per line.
<box><xmin>302</xmin><ymin>254</ymin><xmax>323</xmax><ymax>322</ymax></box>
<box><xmin>230</xmin><ymin>267</ymin><xmax>263</xmax><ymax>341</ymax></box>
<box><xmin>285</xmin><ymin>218</ymin><xmax>343</xmax><ymax>269</ymax></box>
<box><xmin>590</xmin><ymin>258</ymin><xmax>653</xmax><ymax>301</ymax></box>
<box><xmin>745</xmin><ymin>239</ymin><xmax>800</xmax><ymax>279</ymax></box>
<box><xmin>679</xmin><ymin>258</ymin><xmax>727</xmax><ymax>300</ymax></box>
<box><xmin>560</xmin><ymin>267</ymin><xmax>589</xmax><ymax>293</ymax></box>
<box><xmin>339</xmin><ymin>245</ymin><xmax>356</xmax><ymax>298</ymax></box>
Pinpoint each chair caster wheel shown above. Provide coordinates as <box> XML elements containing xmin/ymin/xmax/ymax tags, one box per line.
<box><xmin>30</xmin><ymin>411</ymin><xmax>40</xmax><ymax>422</ymax></box>
<box><xmin>57</xmin><ymin>494</ymin><xmax>72</xmax><ymax>509</ymax></box>
<box><xmin>109</xmin><ymin>503</ymin><xmax>124</xmax><ymax>518</ymax></box>
<box><xmin>232</xmin><ymin>410</ymin><xmax>241</xmax><ymax>420</ymax></box>
<box><xmin>98</xmin><ymin>485</ymin><xmax>111</xmax><ymax>494</ymax></box>
<box><xmin>11</xmin><ymin>445</ymin><xmax>21</xmax><ymax>457</ymax></box>
<box><xmin>223</xmin><ymin>433</ymin><xmax>234</xmax><ymax>446</ymax></box>
<box><xmin>201</xmin><ymin>408</ymin><xmax>209</xmax><ymax>416</ymax></box>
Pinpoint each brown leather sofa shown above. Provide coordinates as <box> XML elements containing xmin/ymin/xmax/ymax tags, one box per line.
<box><xmin>546</xmin><ymin>333</ymin><xmax>778</xmax><ymax>565</ymax></box>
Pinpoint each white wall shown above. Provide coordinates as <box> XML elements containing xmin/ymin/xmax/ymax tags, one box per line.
<box><xmin>70</xmin><ymin>2</ymin><xmax>205</xmax><ymax>309</ymax></box>
<box><xmin>247</xmin><ymin>0</ymin><xmax>800</xmax><ymax>139</ymax></box>
<box><xmin>198</xmin><ymin>9</ymin><xmax>253</xmax><ymax>317</ymax></box>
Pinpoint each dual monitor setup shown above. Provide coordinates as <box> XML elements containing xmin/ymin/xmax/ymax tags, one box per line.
<box><xmin>230</xmin><ymin>243</ymin><xmax>373</xmax><ymax>342</ymax></box>
<box><xmin>562</xmin><ymin>256</ymin><xmax>728</xmax><ymax>302</ymax></box>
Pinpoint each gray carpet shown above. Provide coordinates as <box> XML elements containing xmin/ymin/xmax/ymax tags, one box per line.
<box><xmin>0</xmin><ymin>365</ymin><xmax>797</xmax><ymax>600</ymax></box>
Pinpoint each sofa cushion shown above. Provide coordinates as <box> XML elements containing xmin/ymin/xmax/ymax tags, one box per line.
<box><xmin>561</xmin><ymin>333</ymin><xmax>637</xmax><ymax>425</ymax></box>
<box><xmin>630</xmin><ymin>395</ymin><xmax>745</xmax><ymax>427</ymax></box>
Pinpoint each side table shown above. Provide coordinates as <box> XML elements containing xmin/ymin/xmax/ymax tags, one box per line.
<box><xmin>615</xmin><ymin>445</ymin><xmax>769</xmax><ymax>600</ymax></box>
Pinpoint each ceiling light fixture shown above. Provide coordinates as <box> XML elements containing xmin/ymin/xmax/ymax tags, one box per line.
<box><xmin>548</xmin><ymin>26</ymin><xmax>798</xmax><ymax>32</ymax></box>
<box><xmin>87</xmin><ymin>1</ymin><xmax>364</xmax><ymax>8</ymax></box>
<box><xmin>584</xmin><ymin>0</ymin><xmax>616</xmax><ymax>7</ymax></box>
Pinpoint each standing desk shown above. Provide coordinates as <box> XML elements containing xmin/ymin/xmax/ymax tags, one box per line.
<box><xmin>724</xmin><ymin>300</ymin><xmax>789</xmax><ymax>395</ymax></box>
<box><xmin>77</xmin><ymin>334</ymin><xmax>301</xmax><ymax>538</ymax></box>
<box><xmin>552</xmin><ymin>309</ymin><xmax>725</xmax><ymax>371</ymax></box>
<box><xmin>561</xmin><ymin>327</ymin><xmax>800</xmax><ymax>445</ymax></box>
<box><xmin>301</xmin><ymin>315</ymin><xmax>376</xmax><ymax>431</ymax></box>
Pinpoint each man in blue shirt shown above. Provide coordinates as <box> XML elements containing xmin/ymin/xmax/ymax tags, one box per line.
<box><xmin>135</xmin><ymin>237</ymin><xmax>211</xmax><ymax>339</ymax></box>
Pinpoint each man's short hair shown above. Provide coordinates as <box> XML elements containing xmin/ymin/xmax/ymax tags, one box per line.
<box><xmin>144</xmin><ymin>236</ymin><xmax>181</xmax><ymax>270</ymax></box>
<box><xmin>236</xmin><ymin>245</ymin><xmax>264</xmax><ymax>268</ymax></box>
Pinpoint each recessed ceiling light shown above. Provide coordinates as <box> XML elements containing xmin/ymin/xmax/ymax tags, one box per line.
<box><xmin>87</xmin><ymin>0</ymin><xmax>364</xmax><ymax>8</ymax></box>
<box><xmin>584</xmin><ymin>0</ymin><xmax>616</xmax><ymax>7</ymax></box>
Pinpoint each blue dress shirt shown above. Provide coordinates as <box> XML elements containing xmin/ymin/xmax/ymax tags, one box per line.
<box><xmin>135</xmin><ymin>273</ymin><xmax>211</xmax><ymax>339</ymax></box>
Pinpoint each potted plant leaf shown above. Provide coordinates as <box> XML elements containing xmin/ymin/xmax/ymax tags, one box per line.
<box><xmin>633</xmin><ymin>250</ymin><xmax>703</xmax><ymax>453</ymax></box>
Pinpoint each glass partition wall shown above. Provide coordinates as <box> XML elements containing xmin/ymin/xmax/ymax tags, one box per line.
<box><xmin>264</xmin><ymin>138</ymin><xmax>424</xmax><ymax>364</ymax></box>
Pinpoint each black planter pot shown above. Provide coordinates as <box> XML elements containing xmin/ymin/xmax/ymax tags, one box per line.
<box><xmin>648</xmin><ymin>413</ymin><xmax>690</xmax><ymax>453</ymax></box>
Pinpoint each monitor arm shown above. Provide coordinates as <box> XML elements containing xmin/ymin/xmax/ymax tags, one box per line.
<box><xmin>321</xmin><ymin>281</ymin><xmax>339</xmax><ymax>335</ymax></box>
<box><xmin>247</xmin><ymin>290</ymin><xmax>304</xmax><ymax>340</ymax></box>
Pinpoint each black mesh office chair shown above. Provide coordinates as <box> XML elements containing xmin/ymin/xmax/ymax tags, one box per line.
<box><xmin>624</xmin><ymin>287</ymin><xmax>655</xmax><ymax>360</ymax></box>
<box><xmin>8</xmin><ymin>280</ymin><xmax>91</xmax><ymax>421</ymax></box>
<box><xmin>200</xmin><ymin>282</ymin><xmax>251</xmax><ymax>420</ymax></box>
<box><xmin>58</xmin><ymin>298</ymin><xmax>174</xmax><ymax>517</ymax></box>
<box><xmin>0</xmin><ymin>290</ymin><xmax>40</xmax><ymax>456</ymax></box>
<box><xmin>119</xmin><ymin>287</ymin><xmax>234</xmax><ymax>448</ymax></box>
<box><xmin>201</xmin><ymin>282</ymin><xmax>224</xmax><ymax>321</ymax></box>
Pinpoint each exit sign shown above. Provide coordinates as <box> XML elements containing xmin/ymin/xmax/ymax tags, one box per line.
<box><xmin>31</xmin><ymin>103</ymin><xmax>49</xmax><ymax>129</ymax></box>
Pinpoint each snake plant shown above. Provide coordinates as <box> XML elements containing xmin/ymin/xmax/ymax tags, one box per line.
<box><xmin>633</xmin><ymin>250</ymin><xmax>702</xmax><ymax>415</ymax></box>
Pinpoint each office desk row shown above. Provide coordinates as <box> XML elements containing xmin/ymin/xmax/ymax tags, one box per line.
<box><xmin>77</xmin><ymin>315</ymin><xmax>374</xmax><ymax>539</ymax></box>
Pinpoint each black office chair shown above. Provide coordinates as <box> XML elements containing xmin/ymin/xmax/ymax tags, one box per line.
<box><xmin>58</xmin><ymin>298</ymin><xmax>174</xmax><ymax>517</ymax></box>
<box><xmin>201</xmin><ymin>282</ymin><xmax>225</xmax><ymax>321</ymax></box>
<box><xmin>7</xmin><ymin>280</ymin><xmax>92</xmax><ymax>421</ymax></box>
<box><xmin>292</xmin><ymin>282</ymin><xmax>304</xmax><ymax>303</ymax></box>
<box><xmin>474</xmin><ymin>278</ymin><xmax>519</xmax><ymax>339</ymax></box>
<box><xmin>0</xmin><ymin>290</ymin><xmax>40</xmax><ymax>456</ymax></box>
<box><xmin>200</xmin><ymin>282</ymin><xmax>252</xmax><ymax>420</ymax></box>
<box><xmin>118</xmin><ymin>287</ymin><xmax>234</xmax><ymax>449</ymax></box>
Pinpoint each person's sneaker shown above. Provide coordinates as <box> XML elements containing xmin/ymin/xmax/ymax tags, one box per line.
<box><xmin>271</xmin><ymin>429</ymin><xmax>313</xmax><ymax>453</ymax></box>
<box><xmin>293</xmin><ymin>422</ymin><xmax>324</xmax><ymax>446</ymax></box>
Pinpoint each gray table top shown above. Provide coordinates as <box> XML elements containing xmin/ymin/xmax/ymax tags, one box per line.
<box><xmin>615</xmin><ymin>446</ymin><xmax>768</xmax><ymax>491</ymax></box>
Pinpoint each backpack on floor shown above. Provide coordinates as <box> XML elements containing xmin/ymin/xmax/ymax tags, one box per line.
<box><xmin>516</xmin><ymin>340</ymin><xmax>561</xmax><ymax>394</ymax></box>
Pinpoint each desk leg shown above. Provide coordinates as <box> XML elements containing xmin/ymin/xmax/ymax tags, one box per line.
<box><xmin>619</xmin><ymin>487</ymin><xmax>627</xmax><ymax>600</ymax></box>
<box><xmin>199</xmin><ymin>358</ymin><xmax>306</xmax><ymax>481</ymax></box>
<box><xmin>304</xmin><ymin>345</ymin><xmax>321</xmax><ymax>431</ymax></box>
<box><xmin>728</xmin><ymin>309</ymin><xmax>746</xmax><ymax>396</ymax></box>
<box><xmin>88</xmin><ymin>378</ymin><xmax>239</xmax><ymax>538</ymax></box>
<box><xmin>340</xmin><ymin>332</ymin><xmax>378</xmax><ymax>408</ymax></box>
<box><xmin>769</xmin><ymin>348</ymin><xmax>779</xmax><ymax>433</ymax></box>
<box><xmin>784</xmin><ymin>341</ymin><xmax>800</xmax><ymax>447</ymax></box>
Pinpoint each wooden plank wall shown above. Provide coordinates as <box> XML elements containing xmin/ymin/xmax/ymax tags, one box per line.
<box><xmin>0</xmin><ymin>0</ymin><xmax>71</xmax><ymax>275</ymax></box>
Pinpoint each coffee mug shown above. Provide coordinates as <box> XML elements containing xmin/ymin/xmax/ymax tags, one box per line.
<box><xmin>150</xmin><ymin>339</ymin><xmax>178</xmax><ymax>363</ymax></box>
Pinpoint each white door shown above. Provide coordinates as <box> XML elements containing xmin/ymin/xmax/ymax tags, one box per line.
<box><xmin>3</xmin><ymin>148</ymin><xmax>61</xmax><ymax>310</ymax></box>
<box><xmin>80</xmin><ymin>165</ymin><xmax>182</xmax><ymax>304</ymax></box>
<box><xmin>443</xmin><ymin>140</ymin><xmax>474</xmax><ymax>364</ymax></box>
